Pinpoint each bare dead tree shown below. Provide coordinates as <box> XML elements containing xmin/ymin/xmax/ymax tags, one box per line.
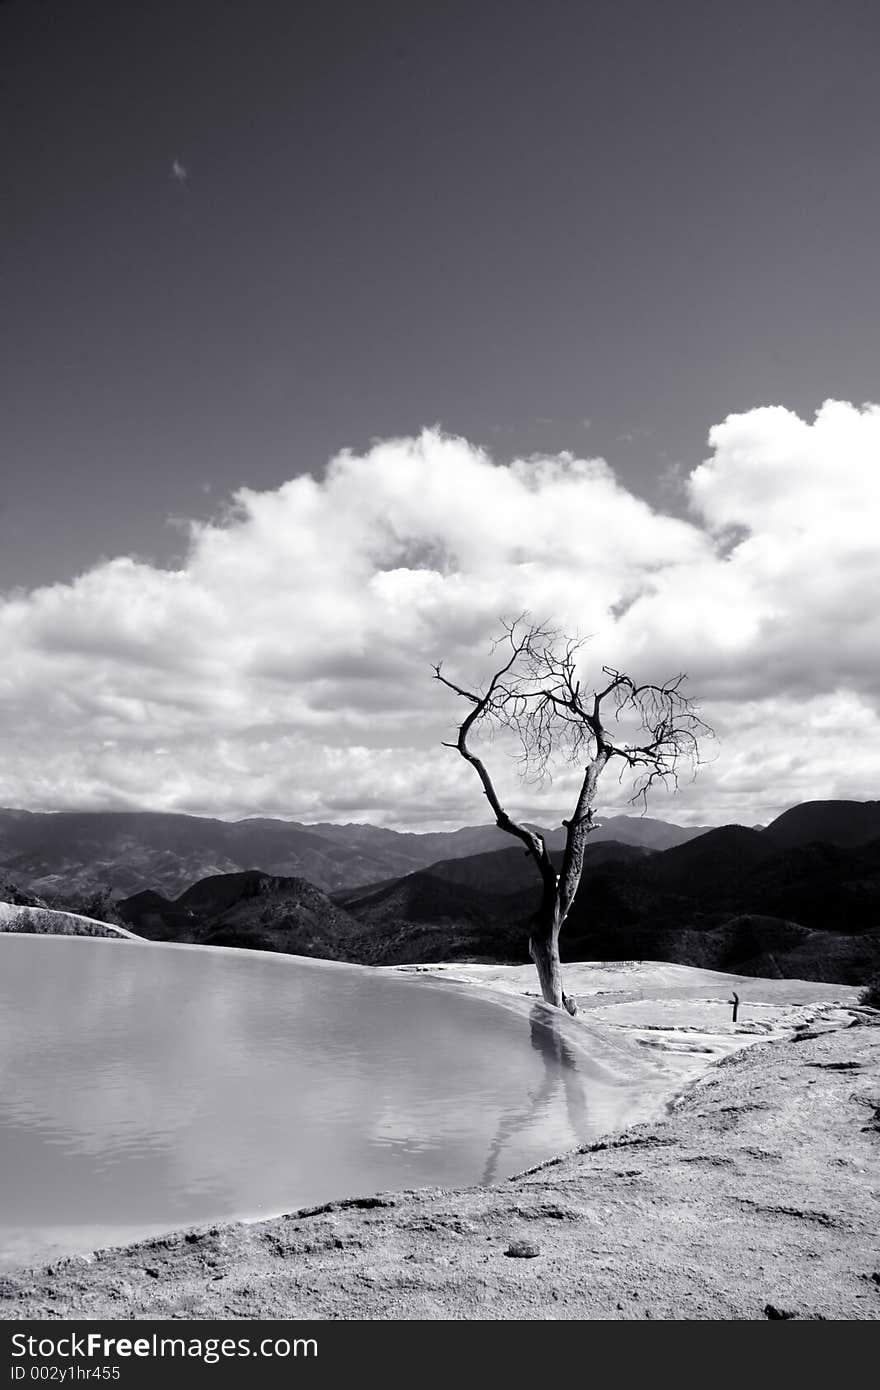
<box><xmin>434</xmin><ymin>617</ymin><xmax>712</xmax><ymax>1013</ymax></box>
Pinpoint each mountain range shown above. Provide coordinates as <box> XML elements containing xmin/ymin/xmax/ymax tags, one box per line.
<box><xmin>0</xmin><ymin>806</ymin><xmax>713</xmax><ymax>906</ymax></box>
<box><xmin>3</xmin><ymin>800</ymin><xmax>880</xmax><ymax>985</ymax></box>
<box><xmin>103</xmin><ymin>801</ymin><xmax>880</xmax><ymax>986</ymax></box>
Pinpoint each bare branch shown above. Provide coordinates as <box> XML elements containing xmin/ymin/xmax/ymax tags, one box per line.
<box><xmin>432</xmin><ymin>615</ymin><xmax>714</xmax><ymax>1010</ymax></box>
<box><xmin>433</xmin><ymin>624</ymin><xmax>558</xmax><ymax>887</ymax></box>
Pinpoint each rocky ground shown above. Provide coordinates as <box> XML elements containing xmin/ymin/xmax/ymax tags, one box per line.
<box><xmin>1</xmin><ymin>960</ymin><xmax>877</xmax><ymax>1321</ymax></box>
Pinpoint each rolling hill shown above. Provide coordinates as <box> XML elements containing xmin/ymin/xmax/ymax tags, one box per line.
<box><xmin>763</xmin><ymin>799</ymin><xmax>880</xmax><ymax>849</ymax></box>
<box><xmin>640</xmin><ymin>825</ymin><xmax>777</xmax><ymax>894</ymax></box>
<box><xmin>118</xmin><ymin>871</ymin><xmax>364</xmax><ymax>960</ymax></box>
<box><xmin>329</xmin><ymin>821</ymin><xmax>880</xmax><ymax>983</ymax></box>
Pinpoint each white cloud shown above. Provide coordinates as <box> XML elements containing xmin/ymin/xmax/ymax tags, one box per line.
<box><xmin>614</xmin><ymin>400</ymin><xmax>880</xmax><ymax>702</ymax></box>
<box><xmin>1</xmin><ymin>401</ymin><xmax>878</xmax><ymax>828</ymax></box>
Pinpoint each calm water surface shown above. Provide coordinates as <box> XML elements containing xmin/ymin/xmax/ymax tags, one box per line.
<box><xmin>0</xmin><ymin>935</ymin><xmax>649</xmax><ymax>1267</ymax></box>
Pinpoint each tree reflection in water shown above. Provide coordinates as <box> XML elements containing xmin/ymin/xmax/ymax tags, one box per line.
<box><xmin>482</xmin><ymin>1004</ymin><xmax>589</xmax><ymax>1183</ymax></box>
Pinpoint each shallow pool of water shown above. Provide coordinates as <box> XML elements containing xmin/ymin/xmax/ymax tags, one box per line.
<box><xmin>0</xmin><ymin>935</ymin><xmax>654</xmax><ymax>1267</ymax></box>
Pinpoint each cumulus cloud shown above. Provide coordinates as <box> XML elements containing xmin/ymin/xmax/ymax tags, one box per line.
<box><xmin>1</xmin><ymin>400</ymin><xmax>878</xmax><ymax>828</ymax></box>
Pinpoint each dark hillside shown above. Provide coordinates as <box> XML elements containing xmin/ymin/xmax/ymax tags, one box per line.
<box><xmin>643</xmin><ymin>825</ymin><xmax>775</xmax><ymax>894</ymax></box>
<box><xmin>763</xmin><ymin>800</ymin><xmax>880</xmax><ymax>849</ymax></box>
<box><xmin>118</xmin><ymin>871</ymin><xmax>363</xmax><ymax>960</ymax></box>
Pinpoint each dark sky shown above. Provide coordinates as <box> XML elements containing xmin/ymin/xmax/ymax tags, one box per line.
<box><xmin>3</xmin><ymin>0</ymin><xmax>879</xmax><ymax>591</ymax></box>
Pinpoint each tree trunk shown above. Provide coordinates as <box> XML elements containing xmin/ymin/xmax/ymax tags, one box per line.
<box><xmin>529</xmin><ymin>895</ymin><xmax>577</xmax><ymax>1015</ymax></box>
<box><xmin>531</xmin><ymin>753</ymin><xmax>605</xmax><ymax>1015</ymax></box>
